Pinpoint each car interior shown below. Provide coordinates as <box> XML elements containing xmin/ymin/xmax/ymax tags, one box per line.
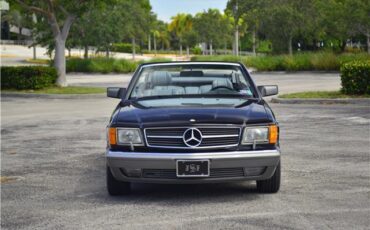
<box><xmin>131</xmin><ymin>70</ymin><xmax>253</xmax><ymax>98</ymax></box>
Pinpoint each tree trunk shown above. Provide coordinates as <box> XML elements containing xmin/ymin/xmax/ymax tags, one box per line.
<box><xmin>54</xmin><ymin>37</ymin><xmax>67</xmax><ymax>87</ymax></box>
<box><xmin>367</xmin><ymin>31</ymin><xmax>370</xmax><ymax>54</ymax></box>
<box><xmin>68</xmin><ymin>48</ymin><xmax>71</xmax><ymax>57</ymax></box>
<box><xmin>105</xmin><ymin>46</ymin><xmax>109</xmax><ymax>58</ymax></box>
<box><xmin>288</xmin><ymin>36</ymin><xmax>293</xmax><ymax>55</ymax></box>
<box><xmin>148</xmin><ymin>34</ymin><xmax>151</xmax><ymax>51</ymax></box>
<box><xmin>234</xmin><ymin>25</ymin><xmax>239</xmax><ymax>56</ymax></box>
<box><xmin>179</xmin><ymin>38</ymin><xmax>183</xmax><ymax>56</ymax></box>
<box><xmin>340</xmin><ymin>40</ymin><xmax>346</xmax><ymax>52</ymax></box>
<box><xmin>33</xmin><ymin>45</ymin><xmax>36</xmax><ymax>60</ymax></box>
<box><xmin>252</xmin><ymin>29</ymin><xmax>256</xmax><ymax>56</ymax></box>
<box><xmin>18</xmin><ymin>27</ymin><xmax>22</xmax><ymax>41</ymax></box>
<box><xmin>153</xmin><ymin>36</ymin><xmax>157</xmax><ymax>55</ymax></box>
<box><xmin>224</xmin><ymin>42</ymin><xmax>227</xmax><ymax>55</ymax></box>
<box><xmin>132</xmin><ymin>37</ymin><xmax>136</xmax><ymax>60</ymax></box>
<box><xmin>210</xmin><ymin>42</ymin><xmax>213</xmax><ymax>55</ymax></box>
<box><xmin>84</xmin><ymin>45</ymin><xmax>88</xmax><ymax>59</ymax></box>
<box><xmin>186</xmin><ymin>46</ymin><xmax>189</xmax><ymax>58</ymax></box>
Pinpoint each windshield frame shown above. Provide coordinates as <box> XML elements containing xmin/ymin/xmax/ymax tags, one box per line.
<box><xmin>124</xmin><ymin>62</ymin><xmax>260</xmax><ymax>101</ymax></box>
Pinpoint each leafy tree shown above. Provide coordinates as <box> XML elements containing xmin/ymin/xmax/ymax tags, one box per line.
<box><xmin>194</xmin><ymin>9</ymin><xmax>232</xmax><ymax>55</ymax></box>
<box><xmin>260</xmin><ymin>0</ymin><xmax>304</xmax><ymax>54</ymax></box>
<box><xmin>318</xmin><ymin>0</ymin><xmax>370</xmax><ymax>53</ymax></box>
<box><xmin>2</xmin><ymin>9</ymin><xmax>24</xmax><ymax>41</ymax></box>
<box><xmin>13</xmin><ymin>0</ymin><xmax>102</xmax><ymax>86</ymax></box>
<box><xmin>120</xmin><ymin>0</ymin><xmax>152</xmax><ymax>59</ymax></box>
<box><xmin>226</xmin><ymin>0</ymin><xmax>266</xmax><ymax>55</ymax></box>
<box><xmin>168</xmin><ymin>13</ymin><xmax>193</xmax><ymax>55</ymax></box>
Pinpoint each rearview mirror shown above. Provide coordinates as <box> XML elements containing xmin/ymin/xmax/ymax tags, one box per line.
<box><xmin>257</xmin><ymin>85</ymin><xmax>278</xmax><ymax>97</ymax></box>
<box><xmin>107</xmin><ymin>87</ymin><xmax>126</xmax><ymax>99</ymax></box>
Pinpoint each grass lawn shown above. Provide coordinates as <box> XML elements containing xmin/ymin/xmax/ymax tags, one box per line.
<box><xmin>279</xmin><ymin>91</ymin><xmax>370</xmax><ymax>99</ymax></box>
<box><xmin>2</xmin><ymin>86</ymin><xmax>105</xmax><ymax>94</ymax></box>
<box><xmin>25</xmin><ymin>58</ymin><xmax>50</xmax><ymax>65</ymax></box>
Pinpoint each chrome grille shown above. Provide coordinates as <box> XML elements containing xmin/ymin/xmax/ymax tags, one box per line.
<box><xmin>142</xmin><ymin>168</ymin><xmax>245</xmax><ymax>179</ymax></box>
<box><xmin>144</xmin><ymin>126</ymin><xmax>241</xmax><ymax>149</ymax></box>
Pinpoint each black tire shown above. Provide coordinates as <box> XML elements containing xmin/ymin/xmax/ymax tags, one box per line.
<box><xmin>257</xmin><ymin>162</ymin><xmax>280</xmax><ymax>193</ymax></box>
<box><xmin>106</xmin><ymin>166</ymin><xmax>131</xmax><ymax>196</ymax></box>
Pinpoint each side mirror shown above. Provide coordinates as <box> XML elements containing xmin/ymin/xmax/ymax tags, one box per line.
<box><xmin>257</xmin><ymin>85</ymin><xmax>278</xmax><ymax>97</ymax></box>
<box><xmin>107</xmin><ymin>87</ymin><xmax>126</xmax><ymax>99</ymax></box>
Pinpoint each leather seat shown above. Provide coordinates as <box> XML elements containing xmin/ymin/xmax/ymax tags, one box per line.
<box><xmin>148</xmin><ymin>71</ymin><xmax>185</xmax><ymax>96</ymax></box>
<box><xmin>212</xmin><ymin>78</ymin><xmax>233</xmax><ymax>89</ymax></box>
<box><xmin>142</xmin><ymin>71</ymin><xmax>226</xmax><ymax>96</ymax></box>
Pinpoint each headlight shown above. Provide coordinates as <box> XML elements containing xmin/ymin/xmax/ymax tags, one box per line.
<box><xmin>242</xmin><ymin>125</ymin><xmax>278</xmax><ymax>145</ymax></box>
<box><xmin>117</xmin><ymin>128</ymin><xmax>143</xmax><ymax>145</ymax></box>
<box><xmin>108</xmin><ymin>127</ymin><xmax>143</xmax><ymax>145</ymax></box>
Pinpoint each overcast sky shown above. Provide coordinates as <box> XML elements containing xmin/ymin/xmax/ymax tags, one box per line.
<box><xmin>150</xmin><ymin>0</ymin><xmax>228</xmax><ymax>22</ymax></box>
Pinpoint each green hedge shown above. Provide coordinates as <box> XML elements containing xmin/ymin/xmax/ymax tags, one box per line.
<box><xmin>1</xmin><ymin>66</ymin><xmax>57</xmax><ymax>90</ymax></box>
<box><xmin>340</xmin><ymin>60</ymin><xmax>370</xmax><ymax>95</ymax></box>
<box><xmin>66</xmin><ymin>57</ymin><xmax>138</xmax><ymax>73</ymax></box>
<box><xmin>191</xmin><ymin>52</ymin><xmax>370</xmax><ymax>71</ymax></box>
<box><xmin>66</xmin><ymin>57</ymin><xmax>172</xmax><ymax>73</ymax></box>
<box><xmin>111</xmin><ymin>43</ymin><xmax>141</xmax><ymax>53</ymax></box>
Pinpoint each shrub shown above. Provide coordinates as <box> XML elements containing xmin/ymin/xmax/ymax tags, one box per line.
<box><xmin>65</xmin><ymin>57</ymin><xmax>172</xmax><ymax>73</ymax></box>
<box><xmin>191</xmin><ymin>55</ymin><xmax>246</xmax><ymax>63</ymax></box>
<box><xmin>191</xmin><ymin>52</ymin><xmax>370</xmax><ymax>72</ymax></box>
<box><xmin>139</xmin><ymin>58</ymin><xmax>172</xmax><ymax>64</ymax></box>
<box><xmin>340</xmin><ymin>60</ymin><xmax>370</xmax><ymax>95</ymax></box>
<box><xmin>245</xmin><ymin>55</ymin><xmax>285</xmax><ymax>71</ymax></box>
<box><xmin>111</xmin><ymin>43</ymin><xmax>141</xmax><ymax>53</ymax></box>
<box><xmin>1</xmin><ymin>66</ymin><xmax>57</xmax><ymax>90</ymax></box>
<box><xmin>191</xmin><ymin>47</ymin><xmax>202</xmax><ymax>55</ymax></box>
<box><xmin>142</xmin><ymin>50</ymin><xmax>178</xmax><ymax>55</ymax></box>
<box><xmin>66</xmin><ymin>58</ymin><xmax>138</xmax><ymax>73</ymax></box>
<box><xmin>309</xmin><ymin>52</ymin><xmax>339</xmax><ymax>70</ymax></box>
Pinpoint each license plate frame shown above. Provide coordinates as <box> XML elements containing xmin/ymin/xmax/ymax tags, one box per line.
<box><xmin>176</xmin><ymin>160</ymin><xmax>210</xmax><ymax>177</ymax></box>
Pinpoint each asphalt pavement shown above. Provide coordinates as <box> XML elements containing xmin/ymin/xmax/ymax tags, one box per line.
<box><xmin>1</xmin><ymin>96</ymin><xmax>369</xmax><ymax>229</ymax></box>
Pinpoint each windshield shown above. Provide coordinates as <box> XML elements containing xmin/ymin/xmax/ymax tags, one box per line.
<box><xmin>129</xmin><ymin>64</ymin><xmax>256</xmax><ymax>101</ymax></box>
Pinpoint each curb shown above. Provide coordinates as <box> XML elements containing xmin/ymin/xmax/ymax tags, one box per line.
<box><xmin>271</xmin><ymin>97</ymin><xmax>370</xmax><ymax>105</ymax></box>
<box><xmin>1</xmin><ymin>93</ymin><xmax>106</xmax><ymax>99</ymax></box>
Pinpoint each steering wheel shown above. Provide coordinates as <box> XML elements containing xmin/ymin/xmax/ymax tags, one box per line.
<box><xmin>211</xmin><ymin>85</ymin><xmax>235</xmax><ymax>91</ymax></box>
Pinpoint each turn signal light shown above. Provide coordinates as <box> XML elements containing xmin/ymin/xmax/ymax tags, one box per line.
<box><xmin>109</xmin><ymin>127</ymin><xmax>117</xmax><ymax>145</ymax></box>
<box><xmin>269</xmin><ymin>125</ymin><xmax>278</xmax><ymax>144</ymax></box>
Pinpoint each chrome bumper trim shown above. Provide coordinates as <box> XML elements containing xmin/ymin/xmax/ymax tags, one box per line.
<box><xmin>106</xmin><ymin>149</ymin><xmax>280</xmax><ymax>160</ymax></box>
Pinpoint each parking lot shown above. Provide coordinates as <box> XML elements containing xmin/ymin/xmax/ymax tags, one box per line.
<box><xmin>1</xmin><ymin>95</ymin><xmax>369</xmax><ymax>229</ymax></box>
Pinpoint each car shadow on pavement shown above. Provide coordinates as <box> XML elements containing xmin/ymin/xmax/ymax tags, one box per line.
<box><xmin>93</xmin><ymin>182</ymin><xmax>262</xmax><ymax>205</ymax></box>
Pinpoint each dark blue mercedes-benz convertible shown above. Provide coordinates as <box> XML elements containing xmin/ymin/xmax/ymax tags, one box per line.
<box><xmin>106</xmin><ymin>62</ymin><xmax>280</xmax><ymax>195</ymax></box>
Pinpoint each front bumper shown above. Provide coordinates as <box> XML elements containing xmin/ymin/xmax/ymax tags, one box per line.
<box><xmin>106</xmin><ymin>149</ymin><xmax>280</xmax><ymax>184</ymax></box>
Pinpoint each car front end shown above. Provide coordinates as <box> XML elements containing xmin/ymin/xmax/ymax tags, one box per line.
<box><xmin>106</xmin><ymin>62</ymin><xmax>280</xmax><ymax>195</ymax></box>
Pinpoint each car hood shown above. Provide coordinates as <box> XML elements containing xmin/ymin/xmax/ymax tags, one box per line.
<box><xmin>113</xmin><ymin>101</ymin><xmax>272</xmax><ymax>127</ymax></box>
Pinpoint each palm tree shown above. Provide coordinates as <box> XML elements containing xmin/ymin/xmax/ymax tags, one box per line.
<box><xmin>168</xmin><ymin>14</ymin><xmax>193</xmax><ymax>56</ymax></box>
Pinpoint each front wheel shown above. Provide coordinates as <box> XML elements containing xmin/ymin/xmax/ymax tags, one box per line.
<box><xmin>256</xmin><ymin>162</ymin><xmax>280</xmax><ymax>193</ymax></box>
<box><xmin>106</xmin><ymin>166</ymin><xmax>131</xmax><ymax>196</ymax></box>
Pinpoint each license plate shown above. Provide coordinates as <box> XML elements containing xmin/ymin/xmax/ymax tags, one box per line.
<box><xmin>176</xmin><ymin>160</ymin><xmax>210</xmax><ymax>177</ymax></box>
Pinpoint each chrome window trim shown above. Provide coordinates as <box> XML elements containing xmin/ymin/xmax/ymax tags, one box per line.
<box><xmin>141</xmin><ymin>62</ymin><xmax>241</xmax><ymax>68</ymax></box>
<box><xmin>144</xmin><ymin>126</ymin><xmax>242</xmax><ymax>149</ymax></box>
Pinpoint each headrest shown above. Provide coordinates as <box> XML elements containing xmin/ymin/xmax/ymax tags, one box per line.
<box><xmin>212</xmin><ymin>78</ymin><xmax>233</xmax><ymax>89</ymax></box>
<box><xmin>180</xmin><ymin>70</ymin><xmax>203</xmax><ymax>77</ymax></box>
<box><xmin>150</xmin><ymin>71</ymin><xmax>172</xmax><ymax>87</ymax></box>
